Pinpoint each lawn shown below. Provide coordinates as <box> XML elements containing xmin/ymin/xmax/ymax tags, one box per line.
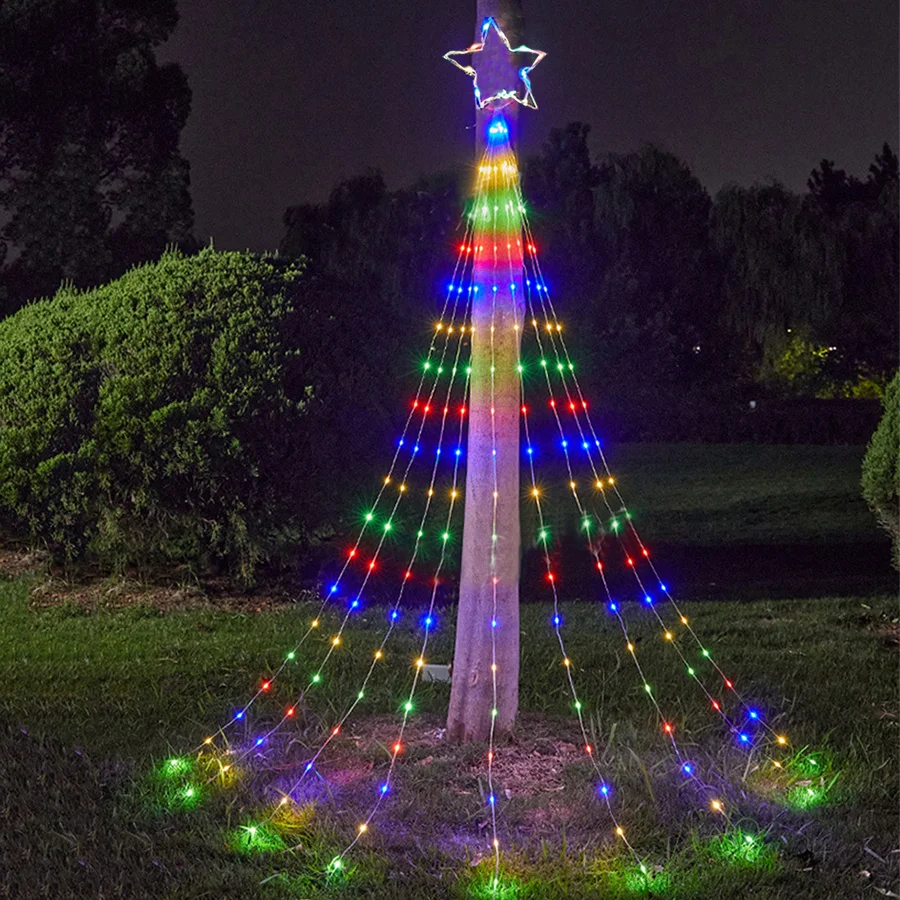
<box><xmin>531</xmin><ymin>442</ymin><xmax>881</xmax><ymax>549</ymax></box>
<box><xmin>0</xmin><ymin>572</ymin><xmax>896</xmax><ymax>899</ymax></box>
<box><xmin>527</xmin><ymin>442</ymin><xmax>893</xmax><ymax>600</ymax></box>
<box><xmin>584</xmin><ymin>443</ymin><xmax>878</xmax><ymax>546</ymax></box>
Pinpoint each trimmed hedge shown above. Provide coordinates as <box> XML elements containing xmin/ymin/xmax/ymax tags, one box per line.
<box><xmin>0</xmin><ymin>249</ymin><xmax>316</xmax><ymax>580</ymax></box>
<box><xmin>862</xmin><ymin>371</ymin><xmax>900</xmax><ymax>568</ymax></box>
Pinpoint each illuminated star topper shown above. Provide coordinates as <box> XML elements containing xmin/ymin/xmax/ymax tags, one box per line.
<box><xmin>444</xmin><ymin>16</ymin><xmax>546</xmax><ymax>110</ymax></box>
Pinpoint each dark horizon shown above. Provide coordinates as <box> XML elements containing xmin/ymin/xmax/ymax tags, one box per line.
<box><xmin>160</xmin><ymin>0</ymin><xmax>899</xmax><ymax>252</ymax></box>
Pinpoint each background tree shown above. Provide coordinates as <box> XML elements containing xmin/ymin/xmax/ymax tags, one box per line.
<box><xmin>713</xmin><ymin>145</ymin><xmax>898</xmax><ymax>394</ymax></box>
<box><xmin>523</xmin><ymin>122</ymin><xmax>600</xmax><ymax>300</ymax></box>
<box><xmin>0</xmin><ymin>0</ymin><xmax>194</xmax><ymax>312</ymax></box>
<box><xmin>579</xmin><ymin>145</ymin><xmax>722</xmax><ymax>437</ymax></box>
<box><xmin>279</xmin><ymin>132</ymin><xmax>896</xmax><ymax>450</ymax></box>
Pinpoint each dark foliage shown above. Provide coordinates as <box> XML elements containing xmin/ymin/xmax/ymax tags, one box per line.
<box><xmin>281</xmin><ymin>129</ymin><xmax>898</xmax><ymax>436</ymax></box>
<box><xmin>862</xmin><ymin>372</ymin><xmax>900</xmax><ymax>568</ymax></box>
<box><xmin>0</xmin><ymin>249</ymin><xmax>387</xmax><ymax>581</ymax></box>
<box><xmin>715</xmin><ymin>145</ymin><xmax>899</xmax><ymax>389</ymax></box>
<box><xmin>0</xmin><ymin>0</ymin><xmax>195</xmax><ymax>312</ymax></box>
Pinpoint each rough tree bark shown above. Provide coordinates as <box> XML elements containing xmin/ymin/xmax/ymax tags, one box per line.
<box><xmin>446</xmin><ymin>0</ymin><xmax>526</xmax><ymax>743</ymax></box>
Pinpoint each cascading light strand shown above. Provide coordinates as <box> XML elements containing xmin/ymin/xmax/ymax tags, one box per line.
<box><xmin>193</xmin><ymin>148</ymin><xmax>494</xmax><ymax>757</ymax></box>
<box><xmin>516</xmin><ymin>197</ymin><xmax>790</xmax><ymax>757</ymax></box>
<box><xmin>523</xmin><ymin>292</ymin><xmax>708</xmax><ymax>796</ymax></box>
<box><xmin>519</xmin><ymin>397</ymin><xmax>647</xmax><ymax>865</ymax></box>
<box><xmin>502</xmin><ymin>166</ymin><xmax>647</xmax><ymax>867</ymax></box>
<box><xmin>485</xmin><ymin>162</ymin><xmax>504</xmax><ymax>887</ymax></box>
<box><xmin>332</xmin><ymin>322</ymin><xmax>473</xmax><ymax>863</ymax></box>
<box><xmin>523</xmin><ymin>248</ymin><xmax>782</xmax><ymax>753</ymax></box>
<box><xmin>524</xmin><ymin>244</ymin><xmax>780</xmax><ymax>760</ymax></box>
<box><xmin>318</xmin><ymin>146</ymin><xmax>512</xmax><ymax>863</ymax></box>
<box><xmin>260</xmin><ymin>319</ymin><xmax>476</xmax><ymax>809</ymax></box>
<box><xmin>219</xmin><ymin>256</ymin><xmax>480</xmax><ymax>776</ymax></box>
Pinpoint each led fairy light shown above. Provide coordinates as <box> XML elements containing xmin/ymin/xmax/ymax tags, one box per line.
<box><xmin>610</xmin><ymin>564</ymin><xmax>762</xmax><ymax>753</ymax></box>
<box><xmin>513</xmin><ymin>202</ymin><xmax>776</xmax><ymax>791</ymax></box>
<box><xmin>331</xmin><ymin>341</ymin><xmax>473</xmax><ymax>868</ymax></box>
<box><xmin>524</xmin><ymin>317</ymin><xmax>776</xmax><ymax>821</ymax></box>
<box><xmin>520</xmin><ymin>276</ymin><xmax>781</xmax><ymax>748</ymax></box>
<box><xmin>524</xmin><ymin>307</ymin><xmax>743</xmax><ymax>745</ymax></box>
<box><xmin>216</xmin><ymin>278</ymin><xmax>468</xmax><ymax>749</ymax></box>
<box><xmin>587</xmin><ymin>500</ymin><xmax>769</xmax><ymax>753</ymax></box>
<box><xmin>225</xmin><ymin>287</ymin><xmax>479</xmax><ymax>773</ymax></box>
<box><xmin>263</xmin><ymin>327</ymin><xmax>476</xmax><ymax>811</ymax></box>
<box><xmin>334</xmin><ymin>130</ymin><xmax>515</xmax><ymax>878</ymax></box>
<box><xmin>515</xmin><ymin>199</ymin><xmax>790</xmax><ymax>756</ymax></box>
<box><xmin>484</xmin><ymin>175</ymin><xmax>503</xmax><ymax>887</ymax></box>
<box><xmin>519</xmin><ymin>404</ymin><xmax>647</xmax><ymax>865</ymax></box>
<box><xmin>522</xmin><ymin>293</ymin><xmax>712</xmax><ymax>796</ymax></box>
<box><xmin>193</xmin><ymin>152</ymin><xmax>498</xmax><ymax>759</ymax></box>
<box><xmin>203</xmin><ymin>338</ymin><xmax>472</xmax><ymax>782</ymax></box>
<box><xmin>523</xmin><ymin>250</ymin><xmax>781</xmax><ymax>761</ymax></box>
<box><xmin>496</xmin><ymin>168</ymin><xmax>647</xmax><ymax>866</ymax></box>
<box><xmin>325</xmin><ymin>139</ymin><xmax>515</xmax><ymax>869</ymax></box>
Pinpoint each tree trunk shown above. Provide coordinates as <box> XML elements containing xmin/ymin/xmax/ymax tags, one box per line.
<box><xmin>446</xmin><ymin>0</ymin><xmax>526</xmax><ymax>744</ymax></box>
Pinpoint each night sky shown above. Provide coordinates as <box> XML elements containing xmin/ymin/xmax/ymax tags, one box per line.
<box><xmin>159</xmin><ymin>0</ymin><xmax>898</xmax><ymax>252</ymax></box>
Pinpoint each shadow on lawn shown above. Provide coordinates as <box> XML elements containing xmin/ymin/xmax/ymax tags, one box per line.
<box><xmin>648</xmin><ymin>540</ymin><xmax>896</xmax><ymax>601</ymax></box>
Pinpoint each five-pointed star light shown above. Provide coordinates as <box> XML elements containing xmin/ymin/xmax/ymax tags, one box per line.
<box><xmin>444</xmin><ymin>16</ymin><xmax>546</xmax><ymax>110</ymax></box>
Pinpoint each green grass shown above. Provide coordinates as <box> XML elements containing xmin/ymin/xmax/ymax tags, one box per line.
<box><xmin>535</xmin><ymin>443</ymin><xmax>878</xmax><ymax>545</ymax></box>
<box><xmin>0</xmin><ymin>576</ymin><xmax>896</xmax><ymax>898</ymax></box>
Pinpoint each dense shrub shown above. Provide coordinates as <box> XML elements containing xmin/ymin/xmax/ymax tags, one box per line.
<box><xmin>0</xmin><ymin>249</ymin><xmax>328</xmax><ymax>581</ymax></box>
<box><xmin>861</xmin><ymin>371</ymin><xmax>900</xmax><ymax>567</ymax></box>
